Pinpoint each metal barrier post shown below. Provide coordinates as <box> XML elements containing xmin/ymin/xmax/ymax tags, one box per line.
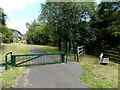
<box><xmin>5</xmin><ymin>54</ymin><xmax>8</xmax><ymax>70</ymax></box>
<box><xmin>61</xmin><ymin>54</ymin><xmax>65</xmax><ymax>63</ymax></box>
<box><xmin>11</xmin><ymin>56</ymin><xmax>16</xmax><ymax>66</ymax></box>
<box><xmin>5</xmin><ymin>52</ymin><xmax>12</xmax><ymax>69</ymax></box>
<box><xmin>65</xmin><ymin>42</ymin><xmax>70</xmax><ymax>63</ymax></box>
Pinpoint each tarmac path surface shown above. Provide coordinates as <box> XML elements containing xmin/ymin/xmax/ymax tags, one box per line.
<box><xmin>14</xmin><ymin>45</ymin><xmax>88</xmax><ymax>88</ymax></box>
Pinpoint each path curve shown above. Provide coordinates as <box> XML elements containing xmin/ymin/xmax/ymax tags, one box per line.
<box><xmin>14</xmin><ymin>45</ymin><xmax>88</xmax><ymax>88</ymax></box>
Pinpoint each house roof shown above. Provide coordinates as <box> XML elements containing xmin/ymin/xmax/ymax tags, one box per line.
<box><xmin>11</xmin><ymin>29</ymin><xmax>23</xmax><ymax>38</ymax></box>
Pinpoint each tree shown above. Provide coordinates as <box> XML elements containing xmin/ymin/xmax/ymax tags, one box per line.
<box><xmin>2</xmin><ymin>26</ymin><xmax>13</xmax><ymax>42</ymax></box>
<box><xmin>0</xmin><ymin>7</ymin><xmax>6</xmax><ymax>26</ymax></box>
<box><xmin>26</xmin><ymin>20</ymin><xmax>50</xmax><ymax>44</ymax></box>
<box><xmin>0</xmin><ymin>7</ymin><xmax>13</xmax><ymax>43</ymax></box>
<box><xmin>94</xmin><ymin>2</ymin><xmax>120</xmax><ymax>49</ymax></box>
<box><xmin>40</xmin><ymin>2</ymin><xmax>97</xmax><ymax>50</ymax></box>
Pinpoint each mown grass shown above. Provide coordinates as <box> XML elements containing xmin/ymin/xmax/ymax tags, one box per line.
<box><xmin>35</xmin><ymin>45</ymin><xmax>64</xmax><ymax>53</ymax></box>
<box><xmin>0</xmin><ymin>43</ymin><xmax>30</xmax><ymax>62</ymax></box>
<box><xmin>79</xmin><ymin>55</ymin><xmax>118</xmax><ymax>88</ymax></box>
<box><xmin>0</xmin><ymin>43</ymin><xmax>30</xmax><ymax>88</ymax></box>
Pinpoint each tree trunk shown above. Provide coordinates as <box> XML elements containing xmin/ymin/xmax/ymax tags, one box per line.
<box><xmin>58</xmin><ymin>38</ymin><xmax>61</xmax><ymax>50</ymax></box>
<box><xmin>70</xmin><ymin>39</ymin><xmax>73</xmax><ymax>53</ymax></box>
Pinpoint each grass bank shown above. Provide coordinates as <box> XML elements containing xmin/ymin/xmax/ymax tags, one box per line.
<box><xmin>2</xmin><ymin>67</ymin><xmax>25</xmax><ymax>88</ymax></box>
<box><xmin>0</xmin><ymin>43</ymin><xmax>30</xmax><ymax>62</ymax></box>
<box><xmin>35</xmin><ymin>45</ymin><xmax>64</xmax><ymax>53</ymax></box>
<box><xmin>79</xmin><ymin>55</ymin><xmax>118</xmax><ymax>88</ymax></box>
<box><xmin>0</xmin><ymin>43</ymin><xmax>30</xmax><ymax>88</ymax></box>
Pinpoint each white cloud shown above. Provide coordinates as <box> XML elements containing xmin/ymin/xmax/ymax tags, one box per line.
<box><xmin>6</xmin><ymin>20</ymin><xmax>28</xmax><ymax>34</ymax></box>
<box><xmin>0</xmin><ymin>0</ymin><xmax>46</xmax><ymax>34</ymax></box>
<box><xmin>0</xmin><ymin>0</ymin><xmax>42</xmax><ymax>11</ymax></box>
<box><xmin>96</xmin><ymin>0</ymin><xmax>101</xmax><ymax>4</ymax></box>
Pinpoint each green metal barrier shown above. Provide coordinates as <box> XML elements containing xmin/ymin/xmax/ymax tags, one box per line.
<box><xmin>4</xmin><ymin>52</ymin><xmax>67</xmax><ymax>68</ymax></box>
<box><xmin>3</xmin><ymin>43</ymin><xmax>70</xmax><ymax>69</ymax></box>
<box><xmin>65</xmin><ymin>42</ymin><xmax>70</xmax><ymax>63</ymax></box>
<box><xmin>14</xmin><ymin>52</ymin><xmax>66</xmax><ymax>66</ymax></box>
<box><xmin>5</xmin><ymin>52</ymin><xmax>12</xmax><ymax>69</ymax></box>
<box><xmin>73</xmin><ymin>41</ymin><xmax>79</xmax><ymax>61</ymax></box>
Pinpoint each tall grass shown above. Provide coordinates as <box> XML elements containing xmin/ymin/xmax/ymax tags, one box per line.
<box><xmin>79</xmin><ymin>55</ymin><xmax>118</xmax><ymax>88</ymax></box>
<box><xmin>0</xmin><ymin>43</ymin><xmax>30</xmax><ymax>88</ymax></box>
<box><xmin>0</xmin><ymin>43</ymin><xmax>30</xmax><ymax>62</ymax></box>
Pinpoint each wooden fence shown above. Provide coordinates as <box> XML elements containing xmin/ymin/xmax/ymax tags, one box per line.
<box><xmin>87</xmin><ymin>48</ymin><xmax>120</xmax><ymax>63</ymax></box>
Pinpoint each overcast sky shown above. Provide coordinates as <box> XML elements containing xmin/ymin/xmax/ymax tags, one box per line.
<box><xmin>0</xmin><ymin>0</ymin><xmax>101</xmax><ymax>34</ymax></box>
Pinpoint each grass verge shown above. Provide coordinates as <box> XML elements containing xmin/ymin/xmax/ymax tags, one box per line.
<box><xmin>0</xmin><ymin>43</ymin><xmax>30</xmax><ymax>88</ymax></box>
<box><xmin>35</xmin><ymin>45</ymin><xmax>64</xmax><ymax>53</ymax></box>
<box><xmin>2</xmin><ymin>67</ymin><xmax>25</xmax><ymax>88</ymax></box>
<box><xmin>79</xmin><ymin>55</ymin><xmax>118</xmax><ymax>88</ymax></box>
<box><xmin>0</xmin><ymin>43</ymin><xmax>30</xmax><ymax>62</ymax></box>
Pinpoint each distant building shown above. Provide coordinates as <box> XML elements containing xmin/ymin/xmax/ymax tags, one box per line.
<box><xmin>11</xmin><ymin>29</ymin><xmax>22</xmax><ymax>41</ymax></box>
<box><xmin>21</xmin><ymin>34</ymin><xmax>27</xmax><ymax>43</ymax></box>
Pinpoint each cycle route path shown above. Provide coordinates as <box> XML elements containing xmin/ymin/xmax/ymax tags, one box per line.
<box><xmin>13</xmin><ymin>45</ymin><xmax>88</xmax><ymax>88</ymax></box>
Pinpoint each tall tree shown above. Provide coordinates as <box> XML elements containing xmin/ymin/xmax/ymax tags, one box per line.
<box><xmin>0</xmin><ymin>7</ymin><xmax>6</xmax><ymax>26</ymax></box>
<box><xmin>94</xmin><ymin>2</ymin><xmax>120</xmax><ymax>49</ymax></box>
<box><xmin>40</xmin><ymin>2</ymin><xmax>96</xmax><ymax>50</ymax></box>
<box><xmin>26</xmin><ymin>20</ymin><xmax>50</xmax><ymax>44</ymax></box>
<box><xmin>0</xmin><ymin>7</ymin><xmax>13</xmax><ymax>43</ymax></box>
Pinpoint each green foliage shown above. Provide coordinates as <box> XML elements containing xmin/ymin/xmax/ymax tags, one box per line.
<box><xmin>39</xmin><ymin>2</ymin><xmax>97</xmax><ymax>49</ymax></box>
<box><xmin>87</xmin><ymin>2</ymin><xmax>120</xmax><ymax>50</ymax></box>
<box><xmin>0</xmin><ymin>7</ymin><xmax>6</xmax><ymax>25</ymax></box>
<box><xmin>107</xmin><ymin>10</ymin><xmax>120</xmax><ymax>37</ymax></box>
<box><xmin>0</xmin><ymin>7</ymin><xmax>13</xmax><ymax>43</ymax></box>
<box><xmin>26</xmin><ymin>20</ymin><xmax>50</xmax><ymax>44</ymax></box>
<box><xmin>2</xmin><ymin>26</ymin><xmax>13</xmax><ymax>42</ymax></box>
<box><xmin>27</xmin><ymin>2</ymin><xmax>120</xmax><ymax>50</ymax></box>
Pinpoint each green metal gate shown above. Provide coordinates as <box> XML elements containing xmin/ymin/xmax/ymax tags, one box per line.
<box><xmin>2</xmin><ymin>42</ymin><xmax>71</xmax><ymax>69</ymax></box>
<box><xmin>5</xmin><ymin>52</ymin><xmax>67</xmax><ymax>69</ymax></box>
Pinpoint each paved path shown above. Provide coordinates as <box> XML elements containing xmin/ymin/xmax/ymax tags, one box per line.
<box><xmin>14</xmin><ymin>45</ymin><xmax>87</xmax><ymax>88</ymax></box>
<box><xmin>0</xmin><ymin>67</ymin><xmax>5</xmax><ymax>73</ymax></box>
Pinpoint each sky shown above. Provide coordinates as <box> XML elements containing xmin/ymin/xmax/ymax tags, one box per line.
<box><xmin>0</xmin><ymin>0</ymin><xmax>46</xmax><ymax>34</ymax></box>
<box><xmin>0</xmin><ymin>0</ymin><xmax>101</xmax><ymax>34</ymax></box>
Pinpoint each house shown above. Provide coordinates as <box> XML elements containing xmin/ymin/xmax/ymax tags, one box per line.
<box><xmin>11</xmin><ymin>29</ymin><xmax>22</xmax><ymax>41</ymax></box>
<box><xmin>21</xmin><ymin>34</ymin><xmax>27</xmax><ymax>43</ymax></box>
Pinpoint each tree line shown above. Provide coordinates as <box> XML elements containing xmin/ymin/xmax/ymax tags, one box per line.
<box><xmin>26</xmin><ymin>2</ymin><xmax>119</xmax><ymax>51</ymax></box>
<box><xmin>0</xmin><ymin>7</ymin><xmax>13</xmax><ymax>43</ymax></box>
